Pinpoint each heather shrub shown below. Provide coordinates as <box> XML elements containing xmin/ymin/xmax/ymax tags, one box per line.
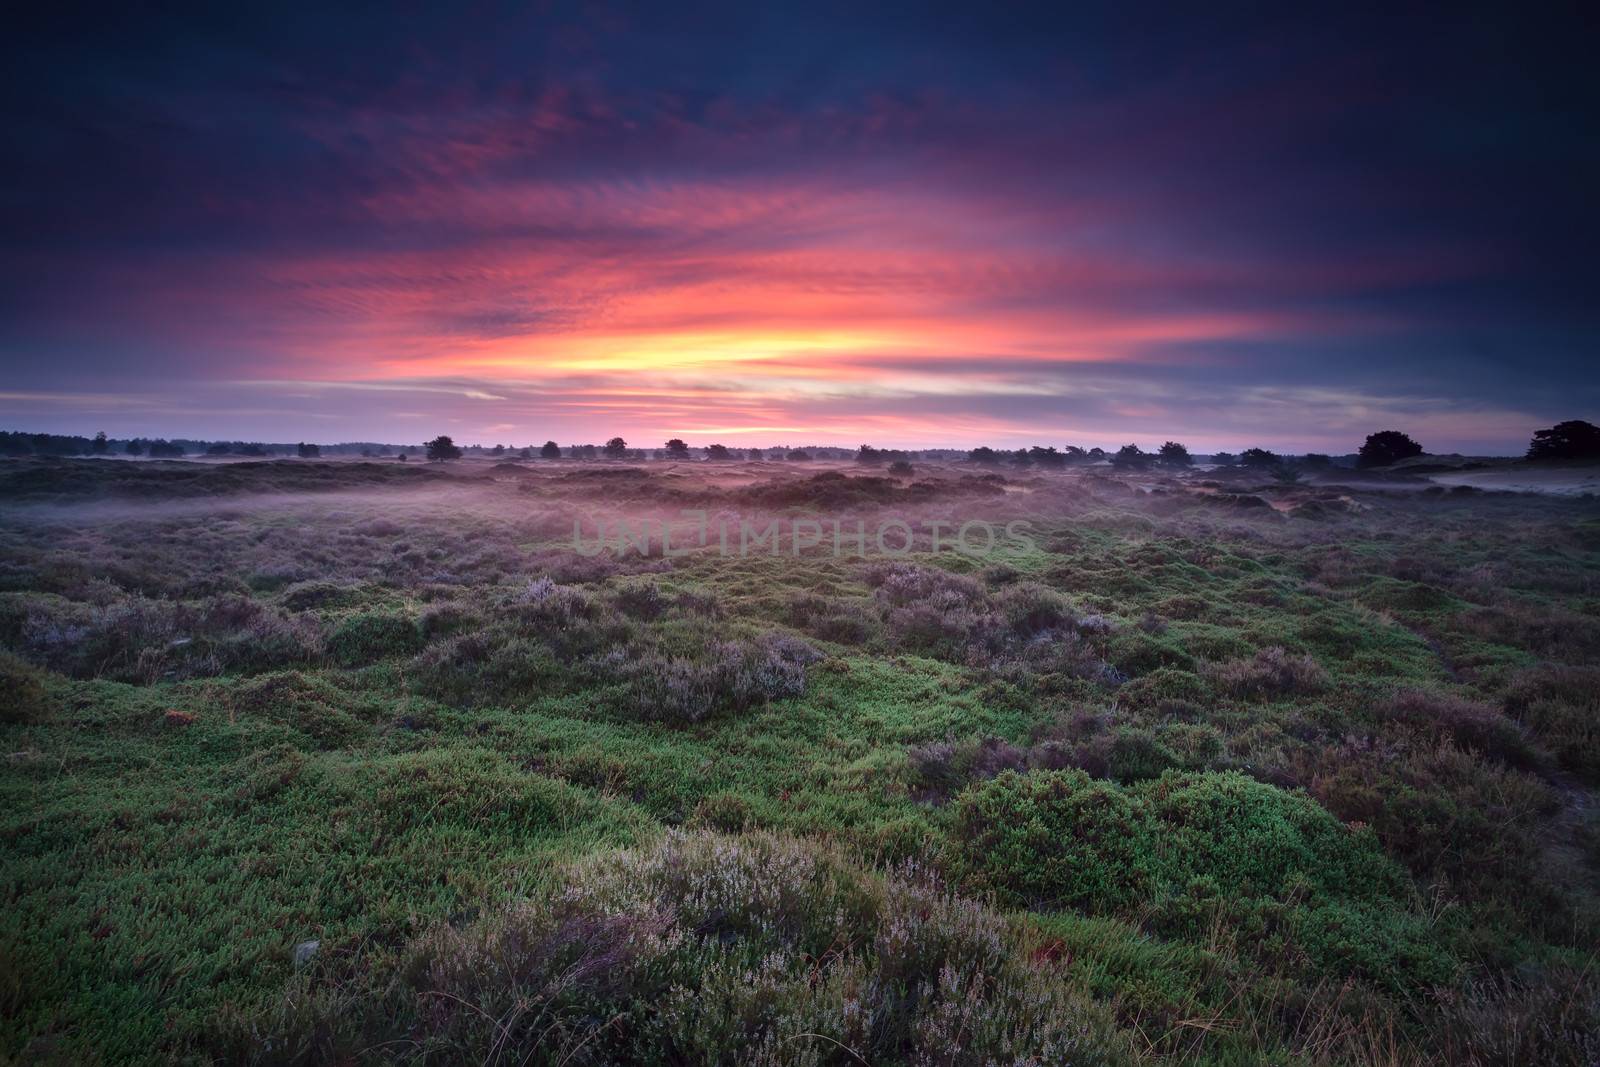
<box><xmin>324</xmin><ymin>612</ymin><xmax>422</xmax><ymax>666</ymax></box>
<box><xmin>1116</xmin><ymin>667</ymin><xmax>1209</xmax><ymax>713</ymax></box>
<box><xmin>1435</xmin><ymin>964</ymin><xmax>1600</xmax><ymax>1067</ymax></box>
<box><xmin>223</xmin><ymin>832</ymin><xmax>1124</xmax><ymax>1066</ymax></box>
<box><xmin>616</xmin><ymin>632</ymin><xmax>821</xmax><ymax>723</ymax></box>
<box><xmin>785</xmin><ymin>592</ymin><xmax>876</xmax><ymax>644</ymax></box>
<box><xmin>1504</xmin><ymin>664</ymin><xmax>1600</xmax><ymax>783</ymax></box>
<box><xmin>1380</xmin><ymin>689</ymin><xmax>1537</xmax><ymax>769</ymax></box>
<box><xmin>1206</xmin><ymin>646</ymin><xmax>1327</xmax><ymax>700</ymax></box>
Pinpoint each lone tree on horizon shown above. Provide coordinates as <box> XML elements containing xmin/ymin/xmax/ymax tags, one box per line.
<box><xmin>1357</xmin><ymin>430</ymin><xmax>1424</xmax><ymax>468</ymax></box>
<box><xmin>1112</xmin><ymin>443</ymin><xmax>1154</xmax><ymax>469</ymax></box>
<box><xmin>540</xmin><ymin>441</ymin><xmax>561</xmax><ymax>459</ymax></box>
<box><xmin>1239</xmin><ymin>447</ymin><xmax>1280</xmax><ymax>468</ymax></box>
<box><xmin>664</xmin><ymin>438</ymin><xmax>690</xmax><ymax>459</ymax></box>
<box><xmin>1526</xmin><ymin>419</ymin><xmax>1600</xmax><ymax>461</ymax></box>
<box><xmin>425</xmin><ymin>435</ymin><xmax>462</xmax><ymax>462</ymax></box>
<box><xmin>297</xmin><ymin>442</ymin><xmax>320</xmax><ymax>458</ymax></box>
<box><xmin>1158</xmin><ymin>441</ymin><xmax>1193</xmax><ymax>467</ymax></box>
<box><xmin>603</xmin><ymin>436</ymin><xmax>628</xmax><ymax>459</ymax></box>
<box><xmin>706</xmin><ymin>443</ymin><xmax>731</xmax><ymax>460</ymax></box>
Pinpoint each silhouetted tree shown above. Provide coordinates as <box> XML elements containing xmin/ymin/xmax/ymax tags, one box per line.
<box><xmin>124</xmin><ymin>439</ymin><xmax>144</xmax><ymax>456</ymax></box>
<box><xmin>490</xmin><ymin>443</ymin><xmax>505</xmax><ymax>456</ymax></box>
<box><xmin>1211</xmin><ymin>451</ymin><xmax>1236</xmax><ymax>466</ymax></box>
<box><xmin>1526</xmin><ymin>419</ymin><xmax>1600</xmax><ymax>461</ymax></box>
<box><xmin>91</xmin><ymin>431</ymin><xmax>109</xmax><ymax>454</ymax></box>
<box><xmin>888</xmin><ymin>460</ymin><xmax>915</xmax><ymax>476</ymax></box>
<box><xmin>1064</xmin><ymin>446</ymin><xmax>1089</xmax><ymax>465</ymax></box>
<box><xmin>398</xmin><ymin>453</ymin><xmax>408</xmax><ymax>462</ymax></box>
<box><xmin>1301</xmin><ymin>453</ymin><xmax>1333</xmax><ymax>469</ymax></box>
<box><xmin>519</xmin><ymin>448</ymin><xmax>533</xmax><ymax>459</ymax></box>
<box><xmin>148</xmin><ymin>440</ymin><xmax>184</xmax><ymax>457</ymax></box>
<box><xmin>540</xmin><ymin>441</ymin><xmax>561</xmax><ymax>459</ymax></box>
<box><xmin>1357</xmin><ymin>430</ymin><xmax>1424</xmax><ymax>469</ymax></box>
<box><xmin>425</xmin><ymin>435</ymin><xmax>462</xmax><ymax>462</ymax></box>
<box><xmin>706</xmin><ymin>443</ymin><xmax>731</xmax><ymax>460</ymax></box>
<box><xmin>968</xmin><ymin>446</ymin><xmax>1001</xmax><ymax>465</ymax></box>
<box><xmin>1088</xmin><ymin>447</ymin><xmax>1106</xmax><ymax>460</ymax></box>
<box><xmin>1158</xmin><ymin>441</ymin><xmax>1192</xmax><ymax>467</ymax></box>
<box><xmin>297</xmin><ymin>442</ymin><xmax>321</xmax><ymax>458</ymax></box>
<box><xmin>603</xmin><ymin>437</ymin><xmax>628</xmax><ymax>459</ymax></box>
<box><xmin>1112</xmin><ymin>443</ymin><xmax>1153</xmax><ymax>469</ymax></box>
<box><xmin>1008</xmin><ymin>449</ymin><xmax>1033</xmax><ymax>467</ymax></box>
<box><xmin>787</xmin><ymin>449</ymin><xmax>813</xmax><ymax>461</ymax></box>
<box><xmin>856</xmin><ymin>444</ymin><xmax>883</xmax><ymax>466</ymax></box>
<box><xmin>1239</xmin><ymin>447</ymin><xmax>1279</xmax><ymax>468</ymax></box>
<box><xmin>1029</xmin><ymin>446</ymin><xmax>1066</xmax><ymax>468</ymax></box>
<box><xmin>665</xmin><ymin>438</ymin><xmax>690</xmax><ymax>459</ymax></box>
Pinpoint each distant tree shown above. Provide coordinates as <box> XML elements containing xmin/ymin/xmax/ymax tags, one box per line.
<box><xmin>968</xmin><ymin>446</ymin><xmax>1001</xmax><ymax>465</ymax></box>
<box><xmin>1357</xmin><ymin>430</ymin><xmax>1424</xmax><ymax>469</ymax></box>
<box><xmin>787</xmin><ymin>449</ymin><xmax>813</xmax><ymax>462</ymax></box>
<box><xmin>1157</xmin><ymin>441</ymin><xmax>1193</xmax><ymax>467</ymax></box>
<box><xmin>425</xmin><ymin>435</ymin><xmax>463</xmax><ymax>462</ymax></box>
<box><xmin>603</xmin><ymin>436</ymin><xmax>628</xmax><ymax>459</ymax></box>
<box><xmin>490</xmin><ymin>443</ymin><xmax>505</xmax><ymax>456</ymax></box>
<box><xmin>124</xmin><ymin>439</ymin><xmax>144</xmax><ymax>456</ymax></box>
<box><xmin>706</xmin><ymin>443</ymin><xmax>731</xmax><ymax>461</ymax></box>
<box><xmin>397</xmin><ymin>453</ymin><xmax>408</xmax><ymax>462</ymax></box>
<box><xmin>1087</xmin><ymin>447</ymin><xmax>1106</xmax><ymax>460</ymax></box>
<box><xmin>519</xmin><ymin>448</ymin><xmax>533</xmax><ymax>459</ymax></box>
<box><xmin>856</xmin><ymin>444</ymin><xmax>883</xmax><ymax>466</ymax></box>
<box><xmin>1063</xmin><ymin>446</ymin><xmax>1089</xmax><ymax>465</ymax></box>
<box><xmin>239</xmin><ymin>443</ymin><xmax>266</xmax><ymax>457</ymax></box>
<box><xmin>576</xmin><ymin>444</ymin><xmax>598</xmax><ymax>460</ymax></box>
<box><xmin>297</xmin><ymin>442</ymin><xmax>320</xmax><ymax>458</ymax></box>
<box><xmin>1301</xmin><ymin>453</ymin><xmax>1333</xmax><ymax>469</ymax></box>
<box><xmin>888</xmin><ymin>460</ymin><xmax>915</xmax><ymax>476</ymax></box>
<box><xmin>1008</xmin><ymin>449</ymin><xmax>1033</xmax><ymax>467</ymax></box>
<box><xmin>1211</xmin><ymin>451</ymin><xmax>1236</xmax><ymax>466</ymax></box>
<box><xmin>1112</xmin><ymin>443</ymin><xmax>1153</xmax><ymax>469</ymax></box>
<box><xmin>91</xmin><ymin>431</ymin><xmax>109</xmax><ymax>454</ymax></box>
<box><xmin>206</xmin><ymin>443</ymin><xmax>231</xmax><ymax>456</ymax></box>
<box><xmin>664</xmin><ymin>438</ymin><xmax>690</xmax><ymax>459</ymax></box>
<box><xmin>1029</xmin><ymin>445</ymin><xmax>1066</xmax><ymax>469</ymax></box>
<box><xmin>540</xmin><ymin>441</ymin><xmax>561</xmax><ymax>459</ymax></box>
<box><xmin>1526</xmin><ymin>419</ymin><xmax>1600</xmax><ymax>461</ymax></box>
<box><xmin>148</xmin><ymin>439</ymin><xmax>184</xmax><ymax>457</ymax></box>
<box><xmin>1239</xmin><ymin>447</ymin><xmax>1279</xmax><ymax>468</ymax></box>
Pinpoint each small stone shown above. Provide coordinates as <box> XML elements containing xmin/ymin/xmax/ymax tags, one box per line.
<box><xmin>293</xmin><ymin>940</ymin><xmax>320</xmax><ymax>968</ymax></box>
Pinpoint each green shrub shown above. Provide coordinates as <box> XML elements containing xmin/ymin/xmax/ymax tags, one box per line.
<box><xmin>951</xmin><ymin>769</ymin><xmax>1156</xmax><ymax>911</ymax></box>
<box><xmin>324</xmin><ymin>613</ymin><xmax>422</xmax><ymax>666</ymax></box>
<box><xmin>0</xmin><ymin>650</ymin><xmax>50</xmax><ymax>724</ymax></box>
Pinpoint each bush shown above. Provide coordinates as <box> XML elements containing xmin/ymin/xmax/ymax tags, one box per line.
<box><xmin>1504</xmin><ymin>665</ymin><xmax>1600</xmax><ymax>783</ymax></box>
<box><xmin>221</xmin><ymin>832</ymin><xmax>1124</xmax><ymax>1066</ymax></box>
<box><xmin>1206</xmin><ymin>646</ymin><xmax>1326</xmax><ymax>700</ymax></box>
<box><xmin>951</xmin><ymin>769</ymin><xmax>1156</xmax><ymax>911</ymax></box>
<box><xmin>324</xmin><ymin>613</ymin><xmax>422</xmax><ymax>666</ymax></box>
<box><xmin>0</xmin><ymin>650</ymin><xmax>50</xmax><ymax>724</ymax></box>
<box><xmin>617</xmin><ymin>633</ymin><xmax>821</xmax><ymax>723</ymax></box>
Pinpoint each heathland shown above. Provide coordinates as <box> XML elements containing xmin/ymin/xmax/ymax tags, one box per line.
<box><xmin>2</xmin><ymin>454</ymin><xmax>1597</xmax><ymax>1064</ymax></box>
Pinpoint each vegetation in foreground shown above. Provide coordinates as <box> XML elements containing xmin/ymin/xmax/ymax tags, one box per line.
<box><xmin>2</xmin><ymin>455</ymin><xmax>1599</xmax><ymax>1064</ymax></box>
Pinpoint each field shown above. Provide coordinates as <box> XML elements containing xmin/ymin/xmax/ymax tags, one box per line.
<box><xmin>2</xmin><ymin>455</ymin><xmax>1598</xmax><ymax>1064</ymax></box>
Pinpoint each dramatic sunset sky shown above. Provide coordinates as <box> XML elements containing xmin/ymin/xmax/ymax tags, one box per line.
<box><xmin>1</xmin><ymin>3</ymin><xmax>1595</xmax><ymax>451</ymax></box>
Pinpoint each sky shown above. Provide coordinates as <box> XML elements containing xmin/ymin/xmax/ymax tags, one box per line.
<box><xmin>1</xmin><ymin>2</ymin><xmax>1596</xmax><ymax>453</ymax></box>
